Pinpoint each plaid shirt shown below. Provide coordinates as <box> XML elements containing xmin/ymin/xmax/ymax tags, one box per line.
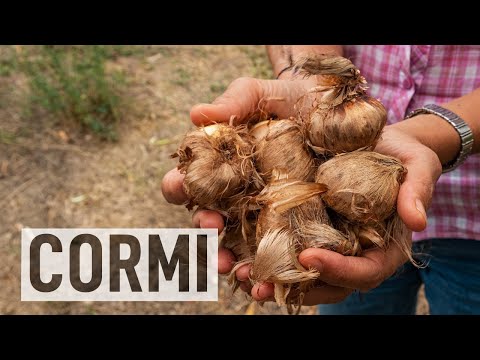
<box><xmin>344</xmin><ymin>45</ymin><xmax>480</xmax><ymax>241</ymax></box>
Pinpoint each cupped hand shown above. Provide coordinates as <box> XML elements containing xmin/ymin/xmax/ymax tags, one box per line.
<box><xmin>251</xmin><ymin>122</ymin><xmax>443</xmax><ymax>304</ymax></box>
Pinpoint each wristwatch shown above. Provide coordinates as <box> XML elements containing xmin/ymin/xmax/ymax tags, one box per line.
<box><xmin>404</xmin><ymin>104</ymin><xmax>474</xmax><ymax>173</ymax></box>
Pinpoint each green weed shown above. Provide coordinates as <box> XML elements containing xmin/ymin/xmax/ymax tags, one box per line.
<box><xmin>16</xmin><ymin>45</ymin><xmax>129</xmax><ymax>141</ymax></box>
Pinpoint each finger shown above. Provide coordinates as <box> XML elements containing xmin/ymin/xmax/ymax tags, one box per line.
<box><xmin>235</xmin><ymin>264</ymin><xmax>251</xmax><ymax>282</ymax></box>
<box><xmin>192</xmin><ymin>209</ymin><xmax>225</xmax><ymax>233</ymax></box>
<box><xmin>302</xmin><ymin>285</ymin><xmax>353</xmax><ymax>306</ymax></box>
<box><xmin>251</xmin><ymin>282</ymin><xmax>275</xmax><ymax>301</ymax></box>
<box><xmin>161</xmin><ymin>168</ymin><xmax>188</xmax><ymax>205</ymax></box>
<box><xmin>218</xmin><ymin>247</ymin><xmax>236</xmax><ymax>274</ymax></box>
<box><xmin>396</xmin><ymin>151</ymin><xmax>442</xmax><ymax>232</ymax></box>
<box><xmin>190</xmin><ymin>78</ymin><xmax>263</xmax><ymax>126</ymax></box>
<box><xmin>192</xmin><ymin>209</ymin><xmax>228</xmax><ymax>273</ymax></box>
<box><xmin>239</xmin><ymin>281</ymin><xmax>252</xmax><ymax>294</ymax></box>
<box><xmin>299</xmin><ymin>243</ymin><xmax>407</xmax><ymax>291</ymax></box>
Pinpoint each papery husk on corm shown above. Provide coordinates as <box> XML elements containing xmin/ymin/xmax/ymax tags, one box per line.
<box><xmin>250</xmin><ymin>119</ymin><xmax>318</xmax><ymax>183</ymax></box>
<box><xmin>253</xmin><ymin>168</ymin><xmax>329</xmax><ymax>242</ymax></box>
<box><xmin>316</xmin><ymin>151</ymin><xmax>407</xmax><ymax>224</ymax></box>
<box><xmin>293</xmin><ymin>54</ymin><xmax>387</xmax><ymax>155</ymax></box>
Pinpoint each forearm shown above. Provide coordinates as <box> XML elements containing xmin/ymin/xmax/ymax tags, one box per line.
<box><xmin>266</xmin><ymin>45</ymin><xmax>343</xmax><ymax>79</ymax></box>
<box><xmin>443</xmin><ymin>90</ymin><xmax>480</xmax><ymax>154</ymax></box>
<box><xmin>393</xmin><ymin>88</ymin><xmax>480</xmax><ymax>166</ymax></box>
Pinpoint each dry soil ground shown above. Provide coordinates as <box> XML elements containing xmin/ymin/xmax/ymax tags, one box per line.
<box><xmin>0</xmin><ymin>45</ymin><xmax>428</xmax><ymax>315</ymax></box>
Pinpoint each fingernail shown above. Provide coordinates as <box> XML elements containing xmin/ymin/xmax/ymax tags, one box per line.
<box><xmin>415</xmin><ymin>199</ymin><xmax>427</xmax><ymax>225</ymax></box>
<box><xmin>306</xmin><ymin>258</ymin><xmax>324</xmax><ymax>273</ymax></box>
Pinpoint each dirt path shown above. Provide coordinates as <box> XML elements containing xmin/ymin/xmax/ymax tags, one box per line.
<box><xmin>0</xmin><ymin>45</ymin><xmax>427</xmax><ymax>315</ymax></box>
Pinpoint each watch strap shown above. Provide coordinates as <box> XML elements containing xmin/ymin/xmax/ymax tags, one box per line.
<box><xmin>405</xmin><ymin>104</ymin><xmax>474</xmax><ymax>173</ymax></box>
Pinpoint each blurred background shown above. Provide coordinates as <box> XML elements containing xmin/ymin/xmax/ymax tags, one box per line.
<box><xmin>0</xmin><ymin>45</ymin><xmax>427</xmax><ymax>314</ymax></box>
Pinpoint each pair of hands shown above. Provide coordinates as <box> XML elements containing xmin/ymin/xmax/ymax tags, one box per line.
<box><xmin>161</xmin><ymin>76</ymin><xmax>442</xmax><ymax>305</ymax></box>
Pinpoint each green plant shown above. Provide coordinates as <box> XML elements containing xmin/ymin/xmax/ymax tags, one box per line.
<box><xmin>172</xmin><ymin>67</ymin><xmax>191</xmax><ymax>87</ymax></box>
<box><xmin>0</xmin><ymin>58</ymin><xmax>15</xmax><ymax>77</ymax></box>
<box><xmin>209</xmin><ymin>81</ymin><xmax>227</xmax><ymax>94</ymax></box>
<box><xmin>17</xmin><ymin>45</ymin><xmax>127</xmax><ymax>141</ymax></box>
<box><xmin>0</xmin><ymin>46</ymin><xmax>16</xmax><ymax>77</ymax></box>
<box><xmin>240</xmin><ymin>46</ymin><xmax>273</xmax><ymax>79</ymax></box>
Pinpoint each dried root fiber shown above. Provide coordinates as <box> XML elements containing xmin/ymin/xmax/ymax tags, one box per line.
<box><xmin>250</xmin><ymin>228</ymin><xmax>319</xmax><ymax>306</ymax></box>
<box><xmin>173</xmin><ymin>123</ymin><xmax>255</xmax><ymax>209</ymax></box>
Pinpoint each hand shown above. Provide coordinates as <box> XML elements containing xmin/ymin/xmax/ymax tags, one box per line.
<box><xmin>252</xmin><ymin>122</ymin><xmax>443</xmax><ymax>304</ymax></box>
<box><xmin>161</xmin><ymin>76</ymin><xmax>318</xmax><ymax>276</ymax></box>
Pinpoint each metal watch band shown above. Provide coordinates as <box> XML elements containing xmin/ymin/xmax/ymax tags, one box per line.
<box><xmin>405</xmin><ymin>104</ymin><xmax>474</xmax><ymax>173</ymax></box>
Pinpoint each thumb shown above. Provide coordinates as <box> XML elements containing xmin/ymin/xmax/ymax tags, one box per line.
<box><xmin>396</xmin><ymin>150</ymin><xmax>442</xmax><ymax>232</ymax></box>
<box><xmin>299</xmin><ymin>244</ymin><xmax>406</xmax><ymax>291</ymax></box>
<box><xmin>190</xmin><ymin>77</ymin><xmax>264</xmax><ymax>126</ymax></box>
<box><xmin>190</xmin><ymin>77</ymin><xmax>312</xmax><ymax>126</ymax></box>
